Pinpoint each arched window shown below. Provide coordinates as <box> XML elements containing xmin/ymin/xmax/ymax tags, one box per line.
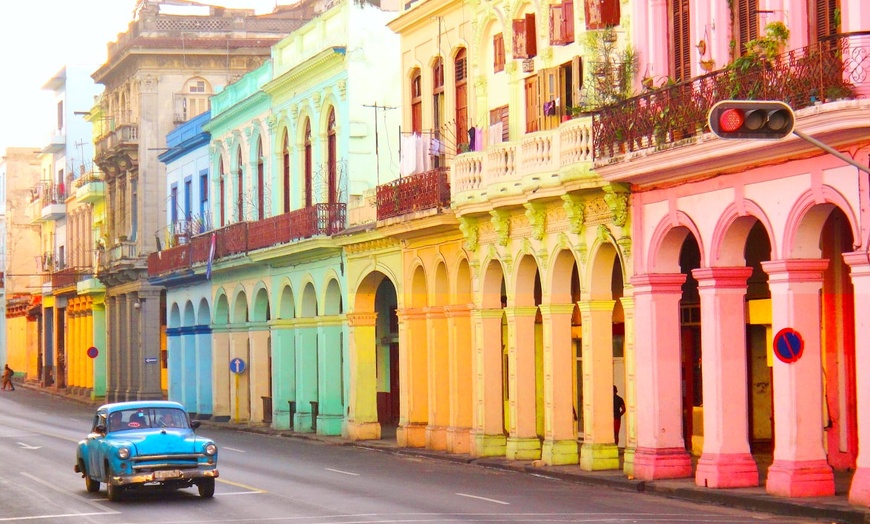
<box><xmin>411</xmin><ymin>69</ymin><xmax>422</xmax><ymax>134</ymax></box>
<box><xmin>304</xmin><ymin>119</ymin><xmax>313</xmax><ymax>208</ymax></box>
<box><xmin>432</xmin><ymin>58</ymin><xmax>445</xmax><ymax>167</ymax></box>
<box><xmin>236</xmin><ymin>146</ymin><xmax>244</xmax><ymax>222</ymax></box>
<box><xmin>327</xmin><ymin>109</ymin><xmax>337</xmax><ymax>204</ymax></box>
<box><xmin>454</xmin><ymin>49</ymin><xmax>468</xmax><ymax>151</ymax></box>
<box><xmin>256</xmin><ymin>137</ymin><xmax>264</xmax><ymax>220</ymax></box>
<box><xmin>282</xmin><ymin>129</ymin><xmax>291</xmax><ymax>213</ymax></box>
<box><xmin>176</xmin><ymin>77</ymin><xmax>213</xmax><ymax>123</ymax></box>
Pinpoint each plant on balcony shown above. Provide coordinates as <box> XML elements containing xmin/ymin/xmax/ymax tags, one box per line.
<box><xmin>726</xmin><ymin>22</ymin><xmax>790</xmax><ymax>99</ymax></box>
<box><xmin>583</xmin><ymin>28</ymin><xmax>639</xmax><ymax>109</ymax></box>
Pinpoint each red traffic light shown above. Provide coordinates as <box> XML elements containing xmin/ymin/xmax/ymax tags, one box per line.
<box><xmin>708</xmin><ymin>100</ymin><xmax>795</xmax><ymax>139</ymax></box>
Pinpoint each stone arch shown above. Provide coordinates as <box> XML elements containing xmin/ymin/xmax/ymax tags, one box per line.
<box><xmin>324</xmin><ymin>277</ymin><xmax>342</xmax><ymax>315</ymax></box>
<box><xmin>512</xmin><ymin>252</ymin><xmax>542</xmax><ymax>307</ymax></box>
<box><xmin>301</xmin><ymin>280</ymin><xmax>318</xmax><ymax>318</ymax></box>
<box><xmin>196</xmin><ymin>297</ymin><xmax>211</xmax><ymax>326</ymax></box>
<box><xmin>433</xmin><ymin>257</ymin><xmax>450</xmax><ymax>306</ymax></box>
<box><xmin>251</xmin><ymin>284</ymin><xmax>270</xmax><ymax>322</ymax></box>
<box><xmin>214</xmin><ymin>290</ymin><xmax>230</xmax><ymax>325</ymax></box>
<box><xmin>278</xmin><ymin>281</ymin><xmax>296</xmax><ymax>319</ymax></box>
<box><xmin>231</xmin><ymin>287</ymin><xmax>249</xmax><ymax>324</ymax></box>
<box><xmin>711</xmin><ymin>200</ymin><xmax>776</xmax><ymax>267</ymax></box>
<box><xmin>409</xmin><ymin>261</ymin><xmax>428</xmax><ymax>309</ymax></box>
<box><xmin>481</xmin><ymin>257</ymin><xmax>507</xmax><ymax>308</ymax></box>
<box><xmin>647</xmin><ymin>211</ymin><xmax>705</xmax><ymax>273</ymax></box>
<box><xmin>586</xmin><ymin>238</ymin><xmax>623</xmax><ymax>300</ymax></box>
<box><xmin>183</xmin><ymin>300</ymin><xmax>196</xmax><ymax>327</ymax></box>
<box><xmin>548</xmin><ymin>246</ymin><xmax>580</xmax><ymax>303</ymax></box>
<box><xmin>455</xmin><ymin>256</ymin><xmax>473</xmax><ymax>304</ymax></box>
<box><xmin>169</xmin><ymin>302</ymin><xmax>182</xmax><ymax>329</ymax></box>
<box><xmin>784</xmin><ymin>187</ymin><xmax>859</xmax><ymax>259</ymax></box>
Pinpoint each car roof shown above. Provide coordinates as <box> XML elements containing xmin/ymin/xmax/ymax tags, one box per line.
<box><xmin>97</xmin><ymin>400</ymin><xmax>186</xmax><ymax>413</ymax></box>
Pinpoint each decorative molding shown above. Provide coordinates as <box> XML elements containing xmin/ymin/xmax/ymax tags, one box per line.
<box><xmin>561</xmin><ymin>194</ymin><xmax>585</xmax><ymax>235</ymax></box>
<box><xmin>490</xmin><ymin>209</ymin><xmax>511</xmax><ymax>246</ymax></box>
<box><xmin>337</xmin><ymin>79</ymin><xmax>347</xmax><ymax>100</ymax></box>
<box><xmin>459</xmin><ymin>216</ymin><xmax>479</xmax><ymax>252</ymax></box>
<box><xmin>523</xmin><ymin>202</ymin><xmax>546</xmax><ymax>241</ymax></box>
<box><xmin>603</xmin><ymin>184</ymin><xmax>630</xmax><ymax>227</ymax></box>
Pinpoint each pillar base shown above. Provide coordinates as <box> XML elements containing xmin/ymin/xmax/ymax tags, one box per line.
<box><xmin>446</xmin><ymin>426</ymin><xmax>471</xmax><ymax>454</ymax></box>
<box><xmin>580</xmin><ymin>443</ymin><xmax>619</xmax><ymax>471</ymax></box>
<box><xmin>344</xmin><ymin>420</ymin><xmax>381</xmax><ymax>441</ymax></box>
<box><xmin>426</xmin><ymin>425</ymin><xmax>448</xmax><ymax>450</ymax></box>
<box><xmin>848</xmin><ymin>466</ymin><xmax>870</xmax><ymax>506</ymax></box>
<box><xmin>695</xmin><ymin>452</ymin><xmax>759</xmax><ymax>488</ymax></box>
<box><xmin>397</xmin><ymin>422</ymin><xmax>427</xmax><ymax>448</ymax></box>
<box><xmin>633</xmin><ymin>446</ymin><xmax>693</xmax><ymax>480</ymax></box>
<box><xmin>541</xmin><ymin>438</ymin><xmax>579</xmax><ymax>465</ymax></box>
<box><xmin>622</xmin><ymin>447</ymin><xmax>636</xmax><ymax>477</ymax></box>
<box><xmin>766</xmin><ymin>459</ymin><xmax>835</xmax><ymax>498</ymax></box>
<box><xmin>506</xmin><ymin>436</ymin><xmax>542</xmax><ymax>460</ymax></box>
<box><xmin>471</xmin><ymin>432</ymin><xmax>507</xmax><ymax>458</ymax></box>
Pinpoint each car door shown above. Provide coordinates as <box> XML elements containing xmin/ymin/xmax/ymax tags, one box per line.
<box><xmin>86</xmin><ymin>411</ymin><xmax>108</xmax><ymax>478</ymax></box>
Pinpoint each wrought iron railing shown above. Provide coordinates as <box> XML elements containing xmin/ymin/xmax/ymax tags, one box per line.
<box><xmin>594</xmin><ymin>32</ymin><xmax>870</xmax><ymax>159</ymax></box>
<box><xmin>376</xmin><ymin>167</ymin><xmax>451</xmax><ymax>220</ymax></box>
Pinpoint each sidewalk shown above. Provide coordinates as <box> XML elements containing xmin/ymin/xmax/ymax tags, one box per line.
<box><xmin>204</xmin><ymin>419</ymin><xmax>870</xmax><ymax>524</ymax></box>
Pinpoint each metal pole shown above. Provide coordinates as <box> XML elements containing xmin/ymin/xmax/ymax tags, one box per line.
<box><xmin>792</xmin><ymin>129</ymin><xmax>870</xmax><ymax>176</ymax></box>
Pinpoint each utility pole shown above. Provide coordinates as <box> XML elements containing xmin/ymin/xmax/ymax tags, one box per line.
<box><xmin>363</xmin><ymin>103</ymin><xmax>396</xmax><ymax>186</ymax></box>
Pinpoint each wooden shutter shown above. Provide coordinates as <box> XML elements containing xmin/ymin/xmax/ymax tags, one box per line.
<box><xmin>571</xmin><ymin>55</ymin><xmax>583</xmax><ymax>106</ymax></box>
<box><xmin>564</xmin><ymin>0</ymin><xmax>575</xmax><ymax>43</ymax></box>
<box><xmin>550</xmin><ymin>5</ymin><xmax>564</xmax><ymax>46</ymax></box>
<box><xmin>813</xmin><ymin>0</ymin><xmax>839</xmax><ymax>42</ymax></box>
<box><xmin>734</xmin><ymin>0</ymin><xmax>758</xmax><ymax>56</ymax></box>
<box><xmin>513</xmin><ymin>18</ymin><xmax>528</xmax><ymax>58</ymax></box>
<box><xmin>585</xmin><ymin>0</ymin><xmax>620</xmax><ymax>30</ymax></box>
<box><xmin>526</xmin><ymin>13</ymin><xmax>537</xmax><ymax>58</ymax></box>
<box><xmin>525</xmin><ymin>75</ymin><xmax>540</xmax><ymax>133</ymax></box>
<box><xmin>541</xmin><ymin>67</ymin><xmax>559</xmax><ymax>130</ymax></box>
<box><xmin>670</xmin><ymin>0</ymin><xmax>691</xmax><ymax>81</ymax></box>
<box><xmin>494</xmin><ymin>33</ymin><xmax>505</xmax><ymax>72</ymax></box>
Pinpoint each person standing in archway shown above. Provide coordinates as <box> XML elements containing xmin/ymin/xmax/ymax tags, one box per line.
<box><xmin>613</xmin><ymin>385</ymin><xmax>625</xmax><ymax>446</ymax></box>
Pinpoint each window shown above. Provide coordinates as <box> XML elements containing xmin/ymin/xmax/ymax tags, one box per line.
<box><xmin>489</xmin><ymin>105</ymin><xmax>509</xmax><ymax>143</ymax></box>
<box><xmin>584</xmin><ymin>0</ymin><xmax>620</xmax><ymax>30</ymax></box>
<box><xmin>175</xmin><ymin>78</ymin><xmax>212</xmax><ymax>123</ymax></box>
<box><xmin>184</xmin><ymin>178</ymin><xmax>192</xmax><ymax>222</ymax></box>
<box><xmin>170</xmin><ymin>185</ymin><xmax>179</xmax><ymax>225</ymax></box>
<box><xmin>304</xmin><ymin>120</ymin><xmax>313</xmax><ymax>208</ymax></box>
<box><xmin>549</xmin><ymin>0</ymin><xmax>575</xmax><ymax>45</ymax></box>
<box><xmin>282</xmin><ymin>130</ymin><xmax>291</xmax><ymax>213</ymax></box>
<box><xmin>236</xmin><ymin>147</ymin><xmax>244</xmax><ymax>222</ymax></box>
<box><xmin>410</xmin><ymin>69</ymin><xmax>423</xmax><ymax>134</ymax></box>
<box><xmin>524</xmin><ymin>74</ymin><xmax>540</xmax><ymax>133</ymax></box>
<box><xmin>218</xmin><ymin>158</ymin><xmax>226</xmax><ymax>227</ymax></box>
<box><xmin>493</xmin><ymin>33</ymin><xmax>505</xmax><ymax>72</ymax></box>
<box><xmin>670</xmin><ymin>0</ymin><xmax>691</xmax><ymax>81</ymax></box>
<box><xmin>327</xmin><ymin>109</ymin><xmax>337</xmax><ymax>204</ymax></box>
<box><xmin>732</xmin><ymin>0</ymin><xmax>758</xmax><ymax>57</ymax></box>
<box><xmin>528</xmin><ymin>57</ymin><xmax>582</xmax><ymax>131</ymax></box>
<box><xmin>810</xmin><ymin>0</ymin><xmax>839</xmax><ymax>43</ymax></box>
<box><xmin>432</xmin><ymin>58</ymin><xmax>446</xmax><ymax>167</ymax></box>
<box><xmin>189</xmin><ymin>80</ymin><xmax>206</xmax><ymax>93</ymax></box>
<box><xmin>454</xmin><ymin>49</ymin><xmax>469</xmax><ymax>151</ymax></box>
<box><xmin>513</xmin><ymin>14</ymin><xmax>537</xmax><ymax>59</ymax></box>
<box><xmin>57</xmin><ymin>100</ymin><xmax>64</xmax><ymax>131</ymax></box>
<box><xmin>256</xmin><ymin>138</ymin><xmax>264</xmax><ymax>220</ymax></box>
<box><xmin>199</xmin><ymin>171</ymin><xmax>208</xmax><ymax>228</ymax></box>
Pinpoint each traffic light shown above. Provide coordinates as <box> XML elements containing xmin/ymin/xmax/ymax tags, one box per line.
<box><xmin>708</xmin><ymin>100</ymin><xmax>795</xmax><ymax>139</ymax></box>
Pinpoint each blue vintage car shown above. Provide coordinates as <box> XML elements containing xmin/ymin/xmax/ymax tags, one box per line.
<box><xmin>74</xmin><ymin>400</ymin><xmax>219</xmax><ymax>501</ymax></box>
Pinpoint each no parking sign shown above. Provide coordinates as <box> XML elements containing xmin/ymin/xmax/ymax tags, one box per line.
<box><xmin>773</xmin><ymin>328</ymin><xmax>804</xmax><ymax>364</ymax></box>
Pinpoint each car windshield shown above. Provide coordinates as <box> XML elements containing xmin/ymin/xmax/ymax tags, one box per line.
<box><xmin>107</xmin><ymin>408</ymin><xmax>189</xmax><ymax>432</ymax></box>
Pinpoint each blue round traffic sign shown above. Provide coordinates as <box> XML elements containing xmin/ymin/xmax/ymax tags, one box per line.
<box><xmin>230</xmin><ymin>357</ymin><xmax>247</xmax><ymax>374</ymax></box>
<box><xmin>773</xmin><ymin>328</ymin><xmax>804</xmax><ymax>363</ymax></box>
<box><xmin>87</xmin><ymin>346</ymin><xmax>99</xmax><ymax>359</ymax></box>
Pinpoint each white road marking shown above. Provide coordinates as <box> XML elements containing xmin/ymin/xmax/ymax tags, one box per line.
<box><xmin>455</xmin><ymin>492</ymin><xmax>510</xmax><ymax>505</ymax></box>
<box><xmin>0</xmin><ymin>511</ymin><xmax>119</xmax><ymax>521</ymax></box>
<box><xmin>222</xmin><ymin>446</ymin><xmax>246</xmax><ymax>452</ymax></box>
<box><xmin>325</xmin><ymin>467</ymin><xmax>360</xmax><ymax>476</ymax></box>
<box><xmin>16</xmin><ymin>442</ymin><xmax>41</xmax><ymax>450</ymax></box>
<box><xmin>214</xmin><ymin>490</ymin><xmax>266</xmax><ymax>496</ymax></box>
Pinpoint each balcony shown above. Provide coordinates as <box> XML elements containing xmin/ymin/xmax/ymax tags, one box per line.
<box><xmin>594</xmin><ymin>31</ymin><xmax>870</xmax><ymax>162</ymax></box>
<box><xmin>376</xmin><ymin>167</ymin><xmax>451</xmax><ymax>221</ymax></box>
<box><xmin>147</xmin><ymin>203</ymin><xmax>348</xmax><ymax>278</ymax></box>
<box><xmin>51</xmin><ymin>267</ymin><xmax>79</xmax><ymax>291</ymax></box>
<box><xmin>39</xmin><ymin>183</ymin><xmax>67</xmax><ymax>221</ymax></box>
<box><xmin>74</xmin><ymin>171</ymin><xmax>105</xmax><ymax>203</ymax></box>
<box><xmin>42</xmin><ymin>128</ymin><xmax>65</xmax><ymax>154</ymax></box>
<box><xmin>95</xmin><ymin>122</ymin><xmax>139</xmax><ymax>175</ymax></box>
<box><xmin>452</xmin><ymin>117</ymin><xmax>594</xmax><ymax>209</ymax></box>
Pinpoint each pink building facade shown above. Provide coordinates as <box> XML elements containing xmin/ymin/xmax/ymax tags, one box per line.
<box><xmin>602</xmin><ymin>0</ymin><xmax>870</xmax><ymax>505</ymax></box>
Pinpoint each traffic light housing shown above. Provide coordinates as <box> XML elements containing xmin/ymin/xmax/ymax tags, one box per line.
<box><xmin>708</xmin><ymin>100</ymin><xmax>795</xmax><ymax>139</ymax></box>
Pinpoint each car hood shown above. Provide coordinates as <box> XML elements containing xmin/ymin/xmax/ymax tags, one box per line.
<box><xmin>110</xmin><ymin>429</ymin><xmax>207</xmax><ymax>456</ymax></box>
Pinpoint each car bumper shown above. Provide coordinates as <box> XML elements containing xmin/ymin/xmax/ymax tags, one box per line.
<box><xmin>110</xmin><ymin>468</ymin><xmax>219</xmax><ymax>486</ymax></box>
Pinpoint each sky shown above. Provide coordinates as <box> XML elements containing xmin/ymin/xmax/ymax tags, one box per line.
<box><xmin>0</xmin><ymin>0</ymin><xmax>282</xmax><ymax>155</ymax></box>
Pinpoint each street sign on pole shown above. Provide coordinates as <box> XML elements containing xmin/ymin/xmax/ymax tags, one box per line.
<box><xmin>87</xmin><ymin>346</ymin><xmax>99</xmax><ymax>359</ymax></box>
<box><xmin>230</xmin><ymin>357</ymin><xmax>246</xmax><ymax>374</ymax></box>
<box><xmin>773</xmin><ymin>328</ymin><xmax>804</xmax><ymax>363</ymax></box>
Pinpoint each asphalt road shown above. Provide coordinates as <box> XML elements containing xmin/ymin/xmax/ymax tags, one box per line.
<box><xmin>0</xmin><ymin>387</ymin><xmax>831</xmax><ymax>523</ymax></box>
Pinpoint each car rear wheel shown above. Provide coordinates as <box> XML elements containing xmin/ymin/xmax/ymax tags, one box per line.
<box><xmin>84</xmin><ymin>474</ymin><xmax>100</xmax><ymax>493</ymax></box>
<box><xmin>197</xmin><ymin>478</ymin><xmax>215</xmax><ymax>498</ymax></box>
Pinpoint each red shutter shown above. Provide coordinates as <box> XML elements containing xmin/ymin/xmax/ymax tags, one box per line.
<box><xmin>526</xmin><ymin>13</ymin><xmax>537</xmax><ymax>57</ymax></box>
<box><xmin>564</xmin><ymin>0</ymin><xmax>575</xmax><ymax>43</ymax></box>
<box><xmin>585</xmin><ymin>0</ymin><xmax>620</xmax><ymax>30</ymax></box>
<box><xmin>513</xmin><ymin>18</ymin><xmax>527</xmax><ymax>58</ymax></box>
<box><xmin>671</xmin><ymin>0</ymin><xmax>691</xmax><ymax>81</ymax></box>
<box><xmin>734</xmin><ymin>0</ymin><xmax>758</xmax><ymax>56</ymax></box>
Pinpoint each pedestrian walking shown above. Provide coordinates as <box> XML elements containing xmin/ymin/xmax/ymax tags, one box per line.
<box><xmin>2</xmin><ymin>364</ymin><xmax>15</xmax><ymax>391</ymax></box>
<box><xmin>613</xmin><ymin>385</ymin><xmax>625</xmax><ymax>446</ymax></box>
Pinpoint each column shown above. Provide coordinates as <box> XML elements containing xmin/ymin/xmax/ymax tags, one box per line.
<box><xmin>249</xmin><ymin>325</ymin><xmax>270</xmax><ymax>423</ymax></box>
<box><xmin>505</xmin><ymin>306</ymin><xmax>542</xmax><ymax>460</ymax></box>
<box><xmin>578</xmin><ymin>300</ymin><xmax>618</xmax><ymax>471</ymax></box>
<box><xmin>631</xmin><ymin>274</ymin><xmax>693</xmax><ymax>480</ymax></box>
<box><xmin>426</xmin><ymin>306</ymin><xmax>449</xmax><ymax>450</ymax></box>
<box><xmin>446</xmin><ymin>304</ymin><xmax>473</xmax><ymax>454</ymax></box>
<box><xmin>692</xmin><ymin>267</ymin><xmax>759</xmax><ymax>488</ymax></box>
<box><xmin>540</xmin><ymin>304</ymin><xmax>579</xmax><ymax>465</ymax></box>
<box><xmin>620</xmin><ymin>295</ymin><xmax>638</xmax><ymax>475</ymax></box>
<box><xmin>761</xmin><ymin>259</ymin><xmax>834</xmax><ymax>497</ymax></box>
<box><xmin>471</xmin><ymin>308</ymin><xmax>508</xmax><ymax>457</ymax></box>
<box><xmin>397</xmin><ymin>307</ymin><xmax>428</xmax><ymax>447</ymax></box>
<box><xmin>843</xmin><ymin>253</ymin><xmax>870</xmax><ymax>505</ymax></box>
<box><xmin>211</xmin><ymin>326</ymin><xmax>231</xmax><ymax>422</ymax></box>
<box><xmin>345</xmin><ymin>312</ymin><xmax>380</xmax><ymax>440</ymax></box>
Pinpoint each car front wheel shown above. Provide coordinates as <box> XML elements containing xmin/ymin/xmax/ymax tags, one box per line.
<box><xmin>197</xmin><ymin>478</ymin><xmax>215</xmax><ymax>498</ymax></box>
<box><xmin>105</xmin><ymin>466</ymin><xmax>122</xmax><ymax>502</ymax></box>
<box><xmin>85</xmin><ymin>474</ymin><xmax>100</xmax><ymax>493</ymax></box>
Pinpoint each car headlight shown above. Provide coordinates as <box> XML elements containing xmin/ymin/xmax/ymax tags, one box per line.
<box><xmin>118</xmin><ymin>447</ymin><xmax>130</xmax><ymax>460</ymax></box>
<box><xmin>204</xmin><ymin>443</ymin><xmax>217</xmax><ymax>456</ymax></box>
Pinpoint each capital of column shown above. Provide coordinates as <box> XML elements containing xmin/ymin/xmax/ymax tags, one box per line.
<box><xmin>577</xmin><ymin>299</ymin><xmax>616</xmax><ymax>313</ymax></box>
<box><xmin>538</xmin><ymin>304</ymin><xmax>575</xmax><ymax>317</ymax></box>
<box><xmin>843</xmin><ymin>251</ymin><xmax>870</xmax><ymax>274</ymax></box>
<box><xmin>630</xmin><ymin>273</ymin><xmax>687</xmax><ymax>295</ymax></box>
<box><xmin>761</xmin><ymin>259</ymin><xmax>829</xmax><ymax>283</ymax></box>
<box><xmin>503</xmin><ymin>306</ymin><xmax>539</xmax><ymax>318</ymax></box>
<box><xmin>397</xmin><ymin>307</ymin><xmax>427</xmax><ymax>321</ymax></box>
<box><xmin>473</xmin><ymin>308</ymin><xmax>505</xmax><ymax>320</ymax></box>
<box><xmin>445</xmin><ymin>304</ymin><xmax>473</xmax><ymax>318</ymax></box>
<box><xmin>691</xmin><ymin>266</ymin><xmax>753</xmax><ymax>289</ymax></box>
<box><xmin>347</xmin><ymin>312</ymin><xmax>377</xmax><ymax>327</ymax></box>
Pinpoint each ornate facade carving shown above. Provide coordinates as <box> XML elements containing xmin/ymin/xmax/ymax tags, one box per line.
<box><xmin>523</xmin><ymin>202</ymin><xmax>547</xmax><ymax>241</ymax></box>
<box><xmin>459</xmin><ymin>216</ymin><xmax>479</xmax><ymax>252</ymax></box>
<box><xmin>490</xmin><ymin>210</ymin><xmax>511</xmax><ymax>246</ymax></box>
<box><xmin>561</xmin><ymin>194</ymin><xmax>585</xmax><ymax>235</ymax></box>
